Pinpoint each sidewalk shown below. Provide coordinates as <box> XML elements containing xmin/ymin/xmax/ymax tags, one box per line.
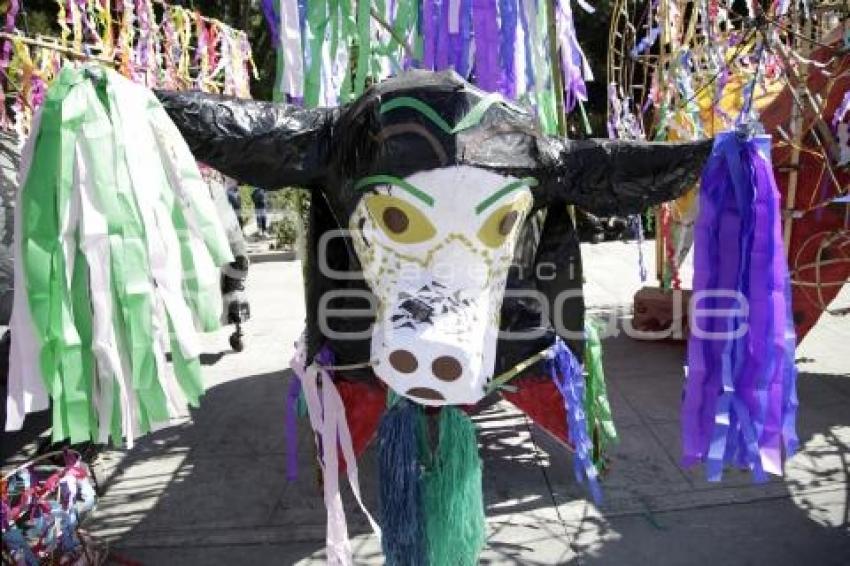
<box><xmin>75</xmin><ymin>241</ymin><xmax>850</xmax><ymax>564</ymax></box>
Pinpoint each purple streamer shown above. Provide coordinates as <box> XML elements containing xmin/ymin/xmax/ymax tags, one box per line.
<box><xmin>456</xmin><ymin>0</ymin><xmax>473</xmax><ymax>77</ymax></box>
<box><xmin>297</xmin><ymin>0</ymin><xmax>308</xmax><ymax>68</ymax></box>
<box><xmin>499</xmin><ymin>0</ymin><xmax>518</xmax><ymax>99</ymax></box>
<box><xmin>630</xmin><ymin>27</ymin><xmax>660</xmax><ymax>58</ymax></box>
<box><xmin>833</xmin><ymin>91</ymin><xmax>850</xmax><ymax>128</ymax></box>
<box><xmin>682</xmin><ymin>132</ymin><xmax>798</xmax><ymax>481</ymax></box>
<box><xmin>422</xmin><ymin>0</ymin><xmax>437</xmax><ymax>68</ymax></box>
<box><xmin>1</xmin><ymin>0</ymin><xmax>20</xmax><ymax>77</ymax></box>
<box><xmin>435</xmin><ymin>0</ymin><xmax>450</xmax><ymax>69</ymax></box>
<box><xmin>286</xmin><ymin>376</ymin><xmax>302</xmax><ymax>481</ymax></box>
<box><xmin>261</xmin><ymin>0</ymin><xmax>281</xmax><ymax>46</ymax></box>
<box><xmin>471</xmin><ymin>0</ymin><xmax>502</xmax><ymax>93</ymax></box>
<box><xmin>517</xmin><ymin>0</ymin><xmax>534</xmax><ymax>91</ymax></box>
<box><xmin>446</xmin><ymin>0</ymin><xmax>464</xmax><ymax>75</ymax></box>
<box><xmin>555</xmin><ymin>0</ymin><xmax>588</xmax><ymax>113</ymax></box>
<box><xmin>0</xmin><ymin>0</ymin><xmax>21</xmax><ymax>90</ymax></box>
<box><xmin>547</xmin><ymin>337</ymin><xmax>602</xmax><ymax>503</ymax></box>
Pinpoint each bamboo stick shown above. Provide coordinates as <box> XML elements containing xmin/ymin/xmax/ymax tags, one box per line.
<box><xmin>0</xmin><ymin>32</ymin><xmax>114</xmax><ymax>65</ymax></box>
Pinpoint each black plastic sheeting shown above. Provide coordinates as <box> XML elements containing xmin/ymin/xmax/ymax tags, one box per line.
<box><xmin>157</xmin><ymin>70</ymin><xmax>711</xmax><ymax>386</ymax></box>
<box><xmin>156</xmin><ymin>90</ymin><xmax>339</xmax><ymax>190</ymax></box>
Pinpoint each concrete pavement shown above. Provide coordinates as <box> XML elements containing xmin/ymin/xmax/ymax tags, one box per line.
<box><xmin>24</xmin><ymin>240</ymin><xmax>850</xmax><ymax>564</ymax></box>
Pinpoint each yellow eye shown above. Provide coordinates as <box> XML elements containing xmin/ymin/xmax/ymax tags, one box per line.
<box><xmin>478</xmin><ymin>203</ymin><xmax>524</xmax><ymax>248</ymax></box>
<box><xmin>364</xmin><ymin>195</ymin><xmax>436</xmax><ymax>244</ymax></box>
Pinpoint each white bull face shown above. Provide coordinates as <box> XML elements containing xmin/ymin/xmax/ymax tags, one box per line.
<box><xmin>350</xmin><ymin>165</ymin><xmax>535</xmax><ymax>406</ymax></box>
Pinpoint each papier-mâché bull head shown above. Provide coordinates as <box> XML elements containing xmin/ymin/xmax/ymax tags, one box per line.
<box><xmin>157</xmin><ymin>70</ymin><xmax>710</xmax><ymax>408</ymax></box>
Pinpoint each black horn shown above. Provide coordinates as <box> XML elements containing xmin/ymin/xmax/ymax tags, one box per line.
<box><xmin>542</xmin><ymin>138</ymin><xmax>714</xmax><ymax>215</ymax></box>
<box><xmin>155</xmin><ymin>90</ymin><xmax>339</xmax><ymax>189</ymax></box>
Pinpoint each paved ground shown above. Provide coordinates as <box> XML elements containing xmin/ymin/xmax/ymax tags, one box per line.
<box><xmin>7</xmin><ymin>240</ymin><xmax>850</xmax><ymax>564</ymax></box>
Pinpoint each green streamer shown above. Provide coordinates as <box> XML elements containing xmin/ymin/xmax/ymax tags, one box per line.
<box><xmin>354</xmin><ymin>0</ymin><xmax>371</xmax><ymax>97</ymax></box>
<box><xmin>91</xmin><ymin>77</ymin><xmax>170</xmax><ymax>433</ymax></box>
<box><xmin>304</xmin><ymin>0</ymin><xmax>329</xmax><ymax>107</ymax></box>
<box><xmin>531</xmin><ymin>2</ymin><xmax>557</xmax><ymax>135</ymax></box>
<box><xmin>337</xmin><ymin>0</ymin><xmax>357</xmax><ymax>104</ymax></box>
<box><xmin>169</xmin><ymin>321</ymin><xmax>203</xmax><ymax>406</ymax></box>
<box><xmin>423</xmin><ymin>407</ymin><xmax>486</xmax><ymax>566</ymax></box>
<box><xmin>22</xmin><ymin>68</ymin><xmax>90</xmax><ymax>443</ymax></box>
<box><xmin>69</xmin><ymin>237</ymin><xmax>97</xmax><ymax>440</ymax></box>
<box><xmin>584</xmin><ymin>320</ymin><xmax>618</xmax><ymax>469</ymax></box>
<box><xmin>19</xmin><ymin>66</ymin><xmax>225</xmax><ymax>445</ymax></box>
<box><xmin>272</xmin><ymin>0</ymin><xmax>285</xmax><ymax>102</ymax></box>
<box><xmin>578</xmin><ymin>100</ymin><xmax>592</xmax><ymax>136</ymax></box>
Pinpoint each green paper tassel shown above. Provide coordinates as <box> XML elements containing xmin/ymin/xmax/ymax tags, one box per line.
<box><xmin>584</xmin><ymin>320</ymin><xmax>618</xmax><ymax>470</ymax></box>
<box><xmin>423</xmin><ymin>407</ymin><xmax>486</xmax><ymax>566</ymax></box>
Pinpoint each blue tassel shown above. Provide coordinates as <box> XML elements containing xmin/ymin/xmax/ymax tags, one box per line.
<box><xmin>378</xmin><ymin>400</ymin><xmax>428</xmax><ymax>566</ymax></box>
<box><xmin>547</xmin><ymin>337</ymin><xmax>603</xmax><ymax>503</ymax></box>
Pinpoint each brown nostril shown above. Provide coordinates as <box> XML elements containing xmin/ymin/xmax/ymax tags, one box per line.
<box><xmin>389</xmin><ymin>349</ymin><xmax>418</xmax><ymax>373</ymax></box>
<box><xmin>431</xmin><ymin>356</ymin><xmax>462</xmax><ymax>381</ymax></box>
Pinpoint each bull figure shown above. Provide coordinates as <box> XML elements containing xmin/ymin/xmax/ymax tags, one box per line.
<box><xmin>158</xmin><ymin>69</ymin><xmax>710</xmax><ymax>565</ymax></box>
<box><xmin>157</xmin><ymin>69</ymin><xmax>709</xmax><ymax>408</ymax></box>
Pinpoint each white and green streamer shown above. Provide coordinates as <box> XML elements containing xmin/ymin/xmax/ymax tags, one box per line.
<box><xmin>6</xmin><ymin>65</ymin><xmax>233</xmax><ymax>447</ymax></box>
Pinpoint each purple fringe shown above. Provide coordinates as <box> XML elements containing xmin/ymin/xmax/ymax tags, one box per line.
<box><xmin>547</xmin><ymin>337</ymin><xmax>602</xmax><ymax>503</ymax></box>
<box><xmin>682</xmin><ymin>132</ymin><xmax>799</xmax><ymax>482</ymax></box>
<box><xmin>285</xmin><ymin>376</ymin><xmax>302</xmax><ymax>482</ymax></box>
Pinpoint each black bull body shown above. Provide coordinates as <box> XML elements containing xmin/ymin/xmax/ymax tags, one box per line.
<box><xmin>156</xmin><ymin>70</ymin><xmax>710</xmax><ymax>407</ymax></box>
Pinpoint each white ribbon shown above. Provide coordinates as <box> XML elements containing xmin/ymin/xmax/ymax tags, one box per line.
<box><xmin>279</xmin><ymin>0</ymin><xmax>304</xmax><ymax>99</ymax></box>
<box><xmin>75</xmin><ymin>141</ymin><xmax>141</xmax><ymax>445</ymax></box>
<box><xmin>6</xmin><ymin>107</ymin><xmax>47</xmax><ymax>432</ymax></box>
<box><xmin>291</xmin><ymin>342</ymin><xmax>381</xmax><ymax>565</ymax></box>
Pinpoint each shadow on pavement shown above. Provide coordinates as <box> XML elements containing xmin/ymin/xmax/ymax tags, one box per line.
<box><xmin>10</xmin><ymin>332</ymin><xmax>849</xmax><ymax>565</ymax></box>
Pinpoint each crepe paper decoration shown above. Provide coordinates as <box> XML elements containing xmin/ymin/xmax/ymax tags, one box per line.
<box><xmin>1</xmin><ymin>1</ymin><xmax>256</xmax><ymax>137</ymax></box>
<box><xmin>423</xmin><ymin>406</ymin><xmax>486</xmax><ymax>566</ymax></box>
<box><xmin>584</xmin><ymin>320</ymin><xmax>618</xmax><ymax>466</ymax></box>
<box><xmin>285</xmin><ymin>375</ymin><xmax>302</xmax><ymax>481</ymax></box>
<box><xmin>290</xmin><ymin>339</ymin><xmax>381</xmax><ymax>566</ymax></box>
<box><xmin>682</xmin><ymin>131</ymin><xmax>799</xmax><ymax>482</ymax></box>
<box><xmin>162</xmin><ymin>69</ymin><xmax>715</xmax><ymax>563</ymax></box>
<box><xmin>261</xmin><ymin>0</ymin><xmax>281</xmax><ymax>46</ymax></box>
<box><xmin>1</xmin><ymin>0</ymin><xmax>19</xmax><ymax>69</ymax></box>
<box><xmin>5</xmin><ymin>65</ymin><xmax>232</xmax><ymax>446</ymax></box>
<box><xmin>547</xmin><ymin>336</ymin><xmax>602</xmax><ymax>502</ymax></box>
<box><xmin>335</xmin><ymin>378</ymin><xmax>388</xmax><ymax>469</ymax></box>
<box><xmin>378</xmin><ymin>397</ymin><xmax>487</xmax><ymax>566</ymax></box>
<box><xmin>378</xmin><ymin>400</ymin><xmax>427</xmax><ymax>566</ymax></box>
<box><xmin>610</xmin><ymin>1</ymin><xmax>848</xmax><ymax>341</ymax></box>
<box><xmin>494</xmin><ymin>319</ymin><xmax>616</xmax><ymax>473</ymax></box>
<box><xmin>279</xmin><ymin>0</ymin><xmax>304</xmax><ymax>101</ymax></box>
<box><xmin>262</xmin><ymin>0</ymin><xmax>592</xmax><ymax>129</ymax></box>
<box><xmin>1</xmin><ymin>449</ymin><xmax>98</xmax><ymax>565</ymax></box>
<box><xmin>834</xmin><ymin>91</ymin><xmax>850</xmax><ymax>129</ymax></box>
<box><xmin>0</xmin><ymin>0</ymin><xmax>20</xmax><ymax>128</ymax></box>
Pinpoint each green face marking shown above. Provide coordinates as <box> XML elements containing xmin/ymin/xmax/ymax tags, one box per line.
<box><xmin>354</xmin><ymin>175</ymin><xmax>435</xmax><ymax>207</ymax></box>
<box><xmin>379</xmin><ymin>93</ymin><xmax>503</xmax><ymax>134</ymax></box>
<box><xmin>474</xmin><ymin>177</ymin><xmax>538</xmax><ymax>215</ymax></box>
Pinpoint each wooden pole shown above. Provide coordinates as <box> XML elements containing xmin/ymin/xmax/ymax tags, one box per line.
<box><xmin>655</xmin><ymin>0</ymin><xmax>670</xmax><ymax>286</ymax></box>
<box><xmin>0</xmin><ymin>32</ymin><xmax>114</xmax><ymax>65</ymax></box>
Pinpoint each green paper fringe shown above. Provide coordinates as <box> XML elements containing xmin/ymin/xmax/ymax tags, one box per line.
<box><xmin>423</xmin><ymin>407</ymin><xmax>486</xmax><ymax>566</ymax></box>
<box><xmin>584</xmin><ymin>320</ymin><xmax>618</xmax><ymax>470</ymax></box>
